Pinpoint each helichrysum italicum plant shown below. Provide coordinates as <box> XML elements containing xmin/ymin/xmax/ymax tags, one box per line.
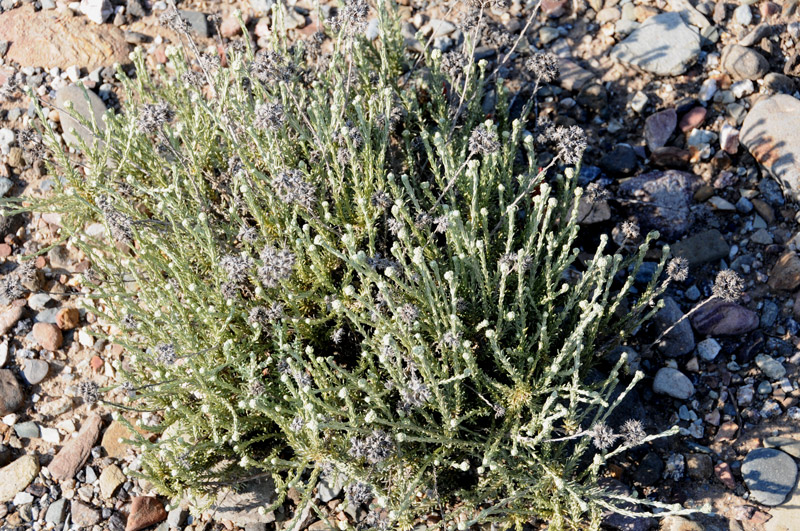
<box><xmin>12</xmin><ymin>0</ymin><xmax>705</xmax><ymax>528</ymax></box>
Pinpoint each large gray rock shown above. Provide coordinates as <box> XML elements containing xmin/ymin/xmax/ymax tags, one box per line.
<box><xmin>611</xmin><ymin>12</ymin><xmax>701</xmax><ymax>76</ymax></box>
<box><xmin>742</xmin><ymin>448</ymin><xmax>797</xmax><ymax>506</ymax></box>
<box><xmin>690</xmin><ymin>300</ymin><xmax>759</xmax><ymax>336</ymax></box>
<box><xmin>670</xmin><ymin>229</ymin><xmax>730</xmax><ymax>267</ymax></box>
<box><xmin>55</xmin><ymin>84</ymin><xmax>108</xmax><ymax>149</ymax></box>
<box><xmin>618</xmin><ymin>170</ymin><xmax>702</xmax><ymax>240</ymax></box>
<box><xmin>741</xmin><ymin>95</ymin><xmax>800</xmax><ymax>202</ymax></box>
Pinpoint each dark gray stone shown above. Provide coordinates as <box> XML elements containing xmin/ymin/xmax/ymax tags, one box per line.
<box><xmin>618</xmin><ymin>170</ymin><xmax>702</xmax><ymax>240</ymax></box>
<box><xmin>178</xmin><ymin>10</ymin><xmax>212</xmax><ymax>38</ymax></box>
<box><xmin>633</xmin><ymin>452</ymin><xmax>664</xmax><ymax>486</ymax></box>
<box><xmin>742</xmin><ymin>448</ymin><xmax>797</xmax><ymax>506</ymax></box>
<box><xmin>600</xmin><ymin>144</ymin><xmax>638</xmax><ymax>176</ymax></box>
<box><xmin>653</xmin><ymin>296</ymin><xmax>695</xmax><ymax>356</ymax></box>
<box><xmin>722</xmin><ymin>44</ymin><xmax>770</xmax><ymax>80</ymax></box>
<box><xmin>644</xmin><ymin>108</ymin><xmax>677</xmax><ymax>151</ymax></box>
<box><xmin>670</xmin><ymin>229</ymin><xmax>729</xmax><ymax>266</ymax></box>
<box><xmin>14</xmin><ymin>421</ymin><xmax>39</xmax><ymax>439</ymax></box>
<box><xmin>690</xmin><ymin>300</ymin><xmax>759</xmax><ymax>336</ymax></box>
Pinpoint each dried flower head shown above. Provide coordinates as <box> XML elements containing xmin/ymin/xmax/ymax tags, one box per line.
<box><xmin>621</xmin><ymin>220</ymin><xmax>640</xmax><ymax>241</ymax></box>
<box><xmin>290</xmin><ymin>416</ymin><xmax>305</xmax><ymax>431</ymax></box>
<box><xmin>469</xmin><ymin>125</ymin><xmax>501</xmax><ymax>155</ymax></box>
<box><xmin>345</xmin><ymin>481</ymin><xmax>373</xmax><ymax>505</ymax></box>
<box><xmin>137</xmin><ymin>101</ymin><xmax>175</xmax><ymax>134</ymax></box>
<box><xmin>364</xmin><ymin>429</ymin><xmax>396</xmax><ymax>464</ymax></box>
<box><xmin>0</xmin><ymin>275</ymin><xmax>26</xmax><ymax>306</ymax></box>
<box><xmin>96</xmin><ymin>196</ymin><xmax>134</xmax><ymax>246</ymax></box>
<box><xmin>584</xmin><ymin>182</ymin><xmax>610</xmax><ymax>202</ymax></box>
<box><xmin>526</xmin><ymin>52</ymin><xmax>559</xmax><ymax>84</ymax></box>
<box><xmin>621</xmin><ymin>419</ymin><xmax>646</xmax><ymax>446</ymax></box>
<box><xmin>666</xmin><ymin>257</ymin><xmax>689</xmax><ymax>283</ymax></box>
<box><xmin>254</xmin><ymin>102</ymin><xmax>286</xmax><ymax>131</ymax></box>
<box><xmin>554</xmin><ymin>125</ymin><xmax>587</xmax><ymax>166</ymax></box>
<box><xmin>433</xmin><ymin>214</ymin><xmax>450</xmax><ymax>234</ymax></box>
<box><xmin>332</xmin><ymin>328</ymin><xmax>345</xmax><ymax>344</ymax></box>
<box><xmin>331</xmin><ymin>0</ymin><xmax>369</xmax><ymax>37</ymax></box>
<box><xmin>258</xmin><ymin>244</ymin><xmax>296</xmax><ymax>288</ymax></box>
<box><xmin>400</xmin><ymin>377</ymin><xmax>431</xmax><ymax>410</ymax></box>
<box><xmin>237</xmin><ymin>225</ymin><xmax>259</xmax><ymax>244</ymax></box>
<box><xmin>712</xmin><ymin>269</ymin><xmax>744</xmax><ymax>302</ymax></box>
<box><xmin>181</xmin><ymin>69</ymin><xmax>205</xmax><ymax>88</ymax></box>
<box><xmin>159</xmin><ymin>5</ymin><xmax>190</xmax><ymax>33</ymax></box>
<box><xmin>588</xmin><ymin>422</ymin><xmax>619</xmax><ymax>451</ymax></box>
<box><xmin>155</xmin><ymin>343</ymin><xmax>177</xmax><ymax>365</ymax></box>
<box><xmin>78</xmin><ymin>381</ymin><xmax>100</xmax><ymax>404</ymax></box>
<box><xmin>220</xmin><ymin>254</ymin><xmax>254</xmax><ymax>284</ymax></box>
<box><xmin>397</xmin><ymin>303</ymin><xmax>419</xmax><ymax>324</ymax></box>
<box><xmin>17</xmin><ymin>129</ymin><xmax>44</xmax><ymax>157</ymax></box>
<box><xmin>371</xmin><ymin>190</ymin><xmax>392</xmax><ymax>209</ymax></box>
<box><xmin>250</xmin><ymin>51</ymin><xmax>293</xmax><ymax>84</ymax></box>
<box><xmin>499</xmin><ymin>252</ymin><xmax>518</xmax><ymax>273</ymax></box>
<box><xmin>250</xmin><ymin>379</ymin><xmax>266</xmax><ymax>396</ymax></box>
<box><xmin>271</xmin><ymin>170</ymin><xmax>316</xmax><ymax>211</ymax></box>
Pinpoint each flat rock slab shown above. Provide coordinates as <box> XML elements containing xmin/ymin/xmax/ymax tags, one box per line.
<box><xmin>741</xmin><ymin>95</ymin><xmax>800</xmax><ymax>202</ymax></box>
<box><xmin>764</xmin><ymin>437</ymin><xmax>800</xmax><ymax>459</ymax></box>
<box><xmin>0</xmin><ymin>5</ymin><xmax>131</xmax><ymax>70</ymax></box>
<box><xmin>214</xmin><ymin>477</ymin><xmax>277</xmax><ymax>525</ymax></box>
<box><xmin>611</xmin><ymin>12</ymin><xmax>701</xmax><ymax>76</ymax></box>
<box><xmin>0</xmin><ymin>454</ymin><xmax>39</xmax><ymax>503</ymax></box>
<box><xmin>742</xmin><ymin>448</ymin><xmax>797</xmax><ymax>506</ymax></box>
<box><xmin>48</xmin><ymin>413</ymin><xmax>103</xmax><ymax>481</ymax></box>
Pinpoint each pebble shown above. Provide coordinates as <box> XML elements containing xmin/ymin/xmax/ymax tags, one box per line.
<box><xmin>0</xmin><ymin>369</ymin><xmax>23</xmax><ymax>416</ymax></box>
<box><xmin>611</xmin><ymin>12</ymin><xmax>702</xmax><ymax>76</ymax></box>
<box><xmin>71</xmin><ymin>500</ymin><xmax>101</xmax><ymax>527</ymax></box>
<box><xmin>0</xmin><ymin>304</ymin><xmax>25</xmax><ymax>336</ymax></box>
<box><xmin>48</xmin><ymin>414</ymin><xmax>103</xmax><ymax>481</ymax></box>
<box><xmin>653</xmin><ymin>367</ymin><xmax>695</xmax><ymax>399</ymax></box>
<box><xmin>0</xmin><ymin>454</ymin><xmax>39</xmax><ymax>503</ymax></box>
<box><xmin>56</xmin><ymin>307</ymin><xmax>80</xmax><ymax>330</ymax></box>
<box><xmin>733</xmin><ymin>4</ymin><xmax>753</xmax><ymax>25</ymax></box>
<box><xmin>0</xmin><ymin>177</ymin><xmax>12</xmax><ymax>197</ymax></box>
<box><xmin>41</xmin><ymin>426</ymin><xmax>60</xmax><ymax>444</ymax></box>
<box><xmin>742</xmin><ymin>448</ymin><xmax>797</xmax><ymax>506</ymax></box>
<box><xmin>737</xmin><ymin>383</ymin><xmax>755</xmax><ymax>406</ymax></box>
<box><xmin>599</xmin><ymin>144</ymin><xmax>638</xmax><ymax>176</ymax></box>
<box><xmin>32</xmin><ymin>322</ymin><xmax>63</xmax><ymax>351</ymax></box>
<box><xmin>101</xmin><ymin>420</ymin><xmax>133</xmax><ymax>459</ymax></box>
<box><xmin>750</xmin><ymin>228</ymin><xmax>773</xmax><ymax>245</ymax></box>
<box><xmin>690</xmin><ymin>300</ymin><xmax>759</xmax><ymax>336</ymax></box>
<box><xmin>696</xmin><ymin>338</ymin><xmax>721</xmax><ymax>361</ymax></box>
<box><xmin>127</xmin><ymin>496</ymin><xmax>168</xmax><ymax>531</ymax></box>
<box><xmin>719</xmin><ymin>124</ymin><xmax>740</xmax><ymax>154</ymax></box>
<box><xmin>755</xmin><ymin>353</ymin><xmax>786</xmax><ymax>380</ymax></box>
<box><xmin>22</xmin><ymin>358</ymin><xmax>49</xmax><ymax>385</ymax></box>
<box><xmin>45</xmin><ymin>497</ymin><xmax>68</xmax><ymax>525</ymax></box>
<box><xmin>178</xmin><ymin>10</ymin><xmax>211</xmax><ymax>38</ymax></box>
<box><xmin>721</xmin><ymin>44</ymin><xmax>770</xmax><ymax>80</ymax></box>
<box><xmin>644</xmin><ymin>108</ymin><xmax>677</xmax><ymax>151</ymax></box>
<box><xmin>80</xmin><ymin>0</ymin><xmax>113</xmax><ymax>24</ymax></box>
<box><xmin>99</xmin><ymin>464</ymin><xmax>126</xmax><ymax>498</ymax></box>
<box><xmin>38</xmin><ymin>396</ymin><xmax>73</xmax><ymax>417</ymax></box>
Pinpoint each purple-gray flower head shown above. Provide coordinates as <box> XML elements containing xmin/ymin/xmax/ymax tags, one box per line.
<box><xmin>526</xmin><ymin>52</ymin><xmax>560</xmax><ymax>84</ymax></box>
<box><xmin>254</xmin><ymin>102</ymin><xmax>286</xmax><ymax>131</ymax></box>
<box><xmin>220</xmin><ymin>254</ymin><xmax>254</xmax><ymax>284</ymax></box>
<box><xmin>258</xmin><ymin>244</ymin><xmax>296</xmax><ymax>288</ymax></box>
<box><xmin>469</xmin><ymin>125</ymin><xmax>501</xmax><ymax>155</ymax></box>
<box><xmin>155</xmin><ymin>343</ymin><xmax>177</xmax><ymax>365</ymax></box>
<box><xmin>271</xmin><ymin>170</ymin><xmax>316</xmax><ymax>211</ymax></box>
<box><xmin>137</xmin><ymin>102</ymin><xmax>175</xmax><ymax>134</ymax></box>
<box><xmin>79</xmin><ymin>381</ymin><xmax>100</xmax><ymax>404</ymax></box>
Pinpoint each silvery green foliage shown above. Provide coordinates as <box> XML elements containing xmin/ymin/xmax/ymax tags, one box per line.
<box><xmin>24</xmin><ymin>2</ymin><xmax>700</xmax><ymax>529</ymax></box>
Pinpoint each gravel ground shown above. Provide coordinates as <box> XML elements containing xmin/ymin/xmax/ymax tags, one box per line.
<box><xmin>1</xmin><ymin>1</ymin><xmax>800</xmax><ymax>530</ymax></box>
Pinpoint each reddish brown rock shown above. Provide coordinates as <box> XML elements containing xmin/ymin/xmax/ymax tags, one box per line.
<box><xmin>48</xmin><ymin>414</ymin><xmax>103</xmax><ymax>481</ymax></box>
<box><xmin>679</xmin><ymin>106</ymin><xmax>707</xmax><ymax>132</ymax></box>
<box><xmin>0</xmin><ymin>244</ymin><xmax>11</xmax><ymax>257</ymax></box>
<box><xmin>55</xmin><ymin>307</ymin><xmax>80</xmax><ymax>330</ymax></box>
<box><xmin>768</xmin><ymin>252</ymin><xmax>800</xmax><ymax>291</ymax></box>
<box><xmin>126</xmin><ymin>496</ymin><xmax>167</xmax><ymax>531</ymax></box>
<box><xmin>715</xmin><ymin>462</ymin><xmax>736</xmax><ymax>489</ymax></box>
<box><xmin>690</xmin><ymin>300</ymin><xmax>759</xmax><ymax>336</ymax></box>
<box><xmin>32</xmin><ymin>322</ymin><xmax>63</xmax><ymax>351</ymax></box>
<box><xmin>541</xmin><ymin>0</ymin><xmax>568</xmax><ymax>17</ymax></box>
<box><xmin>0</xmin><ymin>5</ymin><xmax>131</xmax><ymax>70</ymax></box>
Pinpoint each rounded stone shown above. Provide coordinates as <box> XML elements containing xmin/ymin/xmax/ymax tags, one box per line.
<box><xmin>22</xmin><ymin>359</ymin><xmax>49</xmax><ymax>385</ymax></box>
<box><xmin>742</xmin><ymin>448</ymin><xmax>797</xmax><ymax>506</ymax></box>
<box><xmin>652</xmin><ymin>367</ymin><xmax>695</xmax><ymax>399</ymax></box>
<box><xmin>721</xmin><ymin>44</ymin><xmax>769</xmax><ymax>80</ymax></box>
<box><xmin>32</xmin><ymin>322</ymin><xmax>63</xmax><ymax>351</ymax></box>
<box><xmin>55</xmin><ymin>307</ymin><xmax>80</xmax><ymax>330</ymax></box>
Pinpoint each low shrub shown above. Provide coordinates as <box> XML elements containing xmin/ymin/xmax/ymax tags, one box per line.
<box><xmin>14</xmin><ymin>1</ymin><xmax>699</xmax><ymax>528</ymax></box>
